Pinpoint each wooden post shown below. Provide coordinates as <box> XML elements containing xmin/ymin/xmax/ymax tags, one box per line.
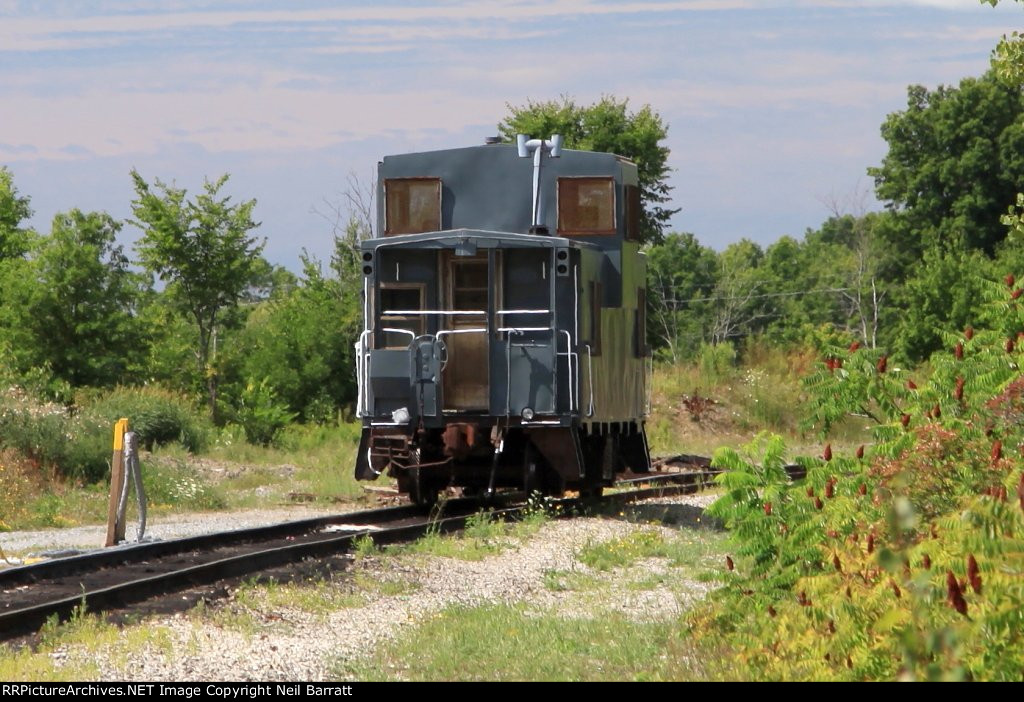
<box><xmin>104</xmin><ymin>418</ymin><xmax>130</xmax><ymax>547</ymax></box>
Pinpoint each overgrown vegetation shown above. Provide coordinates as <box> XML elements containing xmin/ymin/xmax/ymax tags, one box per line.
<box><xmin>690</xmin><ymin>278</ymin><xmax>1024</xmax><ymax>680</ymax></box>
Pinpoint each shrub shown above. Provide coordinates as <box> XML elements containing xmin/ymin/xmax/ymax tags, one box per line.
<box><xmin>692</xmin><ymin>275</ymin><xmax>1024</xmax><ymax>681</ymax></box>
<box><xmin>235</xmin><ymin>378</ymin><xmax>297</xmax><ymax>447</ymax></box>
<box><xmin>80</xmin><ymin>386</ymin><xmax>211</xmax><ymax>453</ymax></box>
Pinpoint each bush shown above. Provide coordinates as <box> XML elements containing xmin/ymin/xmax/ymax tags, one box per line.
<box><xmin>0</xmin><ymin>385</ymin><xmax>211</xmax><ymax>483</ymax></box>
<box><xmin>235</xmin><ymin>378</ymin><xmax>297</xmax><ymax>447</ymax></box>
<box><xmin>0</xmin><ymin>387</ymin><xmax>108</xmax><ymax>482</ymax></box>
<box><xmin>80</xmin><ymin>386</ymin><xmax>211</xmax><ymax>453</ymax></box>
<box><xmin>691</xmin><ymin>275</ymin><xmax>1024</xmax><ymax>681</ymax></box>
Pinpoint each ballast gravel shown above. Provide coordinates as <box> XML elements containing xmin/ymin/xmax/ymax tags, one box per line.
<box><xmin>22</xmin><ymin>494</ymin><xmax>722</xmax><ymax>681</ymax></box>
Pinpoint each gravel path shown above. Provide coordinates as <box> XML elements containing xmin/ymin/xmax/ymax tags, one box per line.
<box><xmin>0</xmin><ymin>506</ymin><xmax>344</xmax><ymax>558</ymax></box>
<box><xmin>12</xmin><ymin>495</ymin><xmax>724</xmax><ymax>683</ymax></box>
<box><xmin>28</xmin><ymin>493</ymin><xmax>723</xmax><ymax>681</ymax></box>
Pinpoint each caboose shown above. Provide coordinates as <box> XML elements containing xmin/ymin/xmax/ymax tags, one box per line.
<box><xmin>354</xmin><ymin>136</ymin><xmax>651</xmax><ymax>504</ymax></box>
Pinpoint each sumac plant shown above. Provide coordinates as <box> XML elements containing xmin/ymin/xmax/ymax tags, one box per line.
<box><xmin>692</xmin><ymin>275</ymin><xmax>1024</xmax><ymax>681</ymax></box>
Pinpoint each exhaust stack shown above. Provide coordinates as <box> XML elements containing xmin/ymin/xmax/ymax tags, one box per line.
<box><xmin>516</xmin><ymin>134</ymin><xmax>563</xmax><ymax>234</ymax></box>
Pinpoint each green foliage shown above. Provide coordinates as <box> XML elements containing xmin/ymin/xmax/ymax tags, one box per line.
<box><xmin>80</xmin><ymin>385</ymin><xmax>211</xmax><ymax>453</ymax></box>
<box><xmin>0</xmin><ymin>210</ymin><xmax>147</xmax><ymax>388</ymax></box>
<box><xmin>577</xmin><ymin>530</ymin><xmax>669</xmax><ymax>571</ymax></box>
<box><xmin>982</xmin><ymin>1</ymin><xmax>1024</xmax><ymax>84</ymax></box>
<box><xmin>130</xmin><ymin>170</ymin><xmax>265</xmax><ymax>421</ymax></box>
<box><xmin>0</xmin><ymin>388</ymin><xmax>108</xmax><ymax>482</ymax></box>
<box><xmin>645</xmin><ymin>232</ymin><xmax>718</xmax><ymax>360</ymax></box>
<box><xmin>141</xmin><ymin>460</ymin><xmax>224</xmax><ymax>511</ymax></box>
<box><xmin>869</xmin><ymin>72</ymin><xmax>1024</xmax><ymax>260</ymax></box>
<box><xmin>692</xmin><ymin>277</ymin><xmax>1024</xmax><ymax>680</ymax></box>
<box><xmin>234</xmin><ymin>377</ymin><xmax>297</xmax><ymax>447</ymax></box>
<box><xmin>0</xmin><ymin>167</ymin><xmax>33</xmax><ymax>261</ymax></box>
<box><xmin>342</xmin><ymin>602</ymin><xmax>678</xmax><ymax>681</ymax></box>
<box><xmin>499</xmin><ymin>95</ymin><xmax>677</xmax><ymax>243</ymax></box>
<box><xmin>892</xmin><ymin>245</ymin><xmax>994</xmax><ymax>361</ymax></box>
<box><xmin>225</xmin><ymin>255</ymin><xmax>360</xmax><ymax>420</ymax></box>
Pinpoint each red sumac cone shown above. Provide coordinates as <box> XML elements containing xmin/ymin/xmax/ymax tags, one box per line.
<box><xmin>1007</xmin><ymin>338</ymin><xmax>1016</xmax><ymax>354</ymax></box>
<box><xmin>767</xmin><ymin>605</ymin><xmax>777</xmax><ymax>617</ymax></box>
<box><xmin>1006</xmin><ymin>273</ymin><xmax>1016</xmax><ymax>288</ymax></box>
<box><xmin>763</xmin><ymin>501</ymin><xmax>772</xmax><ymax>516</ymax></box>
<box><xmin>856</xmin><ymin>445</ymin><xmax>865</xmax><ymax>460</ymax></box>
<box><xmin>849</xmin><ymin>341</ymin><xmax>860</xmax><ymax>352</ymax></box>
<box><xmin>906</xmin><ymin>379</ymin><xmax>917</xmax><ymax>390</ymax></box>
<box><xmin>1017</xmin><ymin>473</ymin><xmax>1024</xmax><ymax>514</ymax></box>
<box><xmin>965</xmin><ymin>326</ymin><xmax>974</xmax><ymax>340</ymax></box>
<box><xmin>954</xmin><ymin>341</ymin><xmax>963</xmax><ymax>360</ymax></box>
<box><xmin>833</xmin><ymin>554</ymin><xmax>842</xmax><ymax>573</ymax></box>
<box><xmin>1013</xmin><ymin>288</ymin><xmax>1023</xmax><ymax>300</ymax></box>
<box><xmin>947</xmin><ymin>571</ymin><xmax>968</xmax><ymax>616</ymax></box>
<box><xmin>814</xmin><ymin>496</ymin><xmax>824</xmax><ymax>510</ymax></box>
<box><xmin>823</xmin><ymin>444</ymin><xmax>832</xmax><ymax>461</ymax></box>
<box><xmin>891</xmin><ymin>580</ymin><xmax>901</xmax><ymax>599</ymax></box>
<box><xmin>858</xmin><ymin>482</ymin><xmax>867</xmax><ymax>496</ymax></box>
<box><xmin>922</xmin><ymin>553</ymin><xmax>931</xmax><ymax>570</ymax></box>
<box><xmin>877</xmin><ymin>355</ymin><xmax>888</xmax><ymax>373</ymax></box>
<box><xmin>954</xmin><ymin>377</ymin><xmax>964</xmax><ymax>401</ymax></box>
<box><xmin>901</xmin><ymin>413</ymin><xmax>911</xmax><ymax>428</ymax></box>
<box><xmin>867</xmin><ymin>533</ymin><xmax>875</xmax><ymax>554</ymax></box>
<box><xmin>726</xmin><ymin>556</ymin><xmax>734</xmax><ymax>571</ymax></box>
<box><xmin>828</xmin><ymin>620</ymin><xmax>836</xmax><ymax>635</ymax></box>
<box><xmin>992</xmin><ymin>440</ymin><xmax>1003</xmax><ymax>464</ymax></box>
<box><xmin>825</xmin><ymin>479</ymin><xmax>835</xmax><ymax>499</ymax></box>
<box><xmin>968</xmin><ymin>555</ymin><xmax>982</xmax><ymax>595</ymax></box>
<box><xmin>932</xmin><ymin>403</ymin><xmax>941</xmax><ymax>418</ymax></box>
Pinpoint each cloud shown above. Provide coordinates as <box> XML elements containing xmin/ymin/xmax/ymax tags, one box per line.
<box><xmin>0</xmin><ymin>1</ymin><xmax>759</xmax><ymax>52</ymax></box>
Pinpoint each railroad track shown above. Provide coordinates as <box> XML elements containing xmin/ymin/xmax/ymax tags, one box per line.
<box><xmin>0</xmin><ymin>455</ymin><xmax>805</xmax><ymax>641</ymax></box>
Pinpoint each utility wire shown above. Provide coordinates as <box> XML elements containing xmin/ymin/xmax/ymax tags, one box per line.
<box><xmin>659</xmin><ymin>286</ymin><xmax>855</xmax><ymax>305</ymax></box>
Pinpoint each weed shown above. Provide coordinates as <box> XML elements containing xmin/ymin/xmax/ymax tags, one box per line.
<box><xmin>337</xmin><ymin>602</ymin><xmax>684</xmax><ymax>681</ymax></box>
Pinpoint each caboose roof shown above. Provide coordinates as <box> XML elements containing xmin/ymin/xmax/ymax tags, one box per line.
<box><xmin>361</xmin><ymin>228</ymin><xmax>599</xmax><ymax>252</ymax></box>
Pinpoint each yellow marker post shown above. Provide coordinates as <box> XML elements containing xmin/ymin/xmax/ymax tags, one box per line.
<box><xmin>104</xmin><ymin>418</ymin><xmax>130</xmax><ymax>547</ymax></box>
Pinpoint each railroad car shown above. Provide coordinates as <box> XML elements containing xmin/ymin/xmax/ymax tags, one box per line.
<box><xmin>354</xmin><ymin>136</ymin><xmax>652</xmax><ymax>504</ymax></box>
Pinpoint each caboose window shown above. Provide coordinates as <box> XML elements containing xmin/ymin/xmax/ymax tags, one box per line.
<box><xmin>557</xmin><ymin>177</ymin><xmax>615</xmax><ymax>235</ymax></box>
<box><xmin>384</xmin><ymin>178</ymin><xmax>441</xmax><ymax>235</ymax></box>
<box><xmin>379</xmin><ymin>284</ymin><xmax>424</xmax><ymax>348</ymax></box>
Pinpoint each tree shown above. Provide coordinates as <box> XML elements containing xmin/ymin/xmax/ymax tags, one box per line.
<box><xmin>710</xmin><ymin>240</ymin><xmax>772</xmax><ymax>344</ymax></box>
<box><xmin>227</xmin><ymin>254</ymin><xmax>361</xmax><ymax>422</ymax></box>
<box><xmin>130</xmin><ymin>171</ymin><xmax>264</xmax><ymax>421</ymax></box>
<box><xmin>645</xmin><ymin>232</ymin><xmax>718</xmax><ymax>360</ymax></box>
<box><xmin>868</xmin><ymin>72</ymin><xmax>1024</xmax><ymax>260</ymax></box>
<box><xmin>499</xmin><ymin>96</ymin><xmax>678</xmax><ymax>243</ymax></box>
<box><xmin>983</xmin><ymin>1</ymin><xmax>1024</xmax><ymax>84</ymax></box>
<box><xmin>0</xmin><ymin>167</ymin><xmax>33</xmax><ymax>260</ymax></box>
<box><xmin>14</xmin><ymin>210</ymin><xmax>146</xmax><ymax>387</ymax></box>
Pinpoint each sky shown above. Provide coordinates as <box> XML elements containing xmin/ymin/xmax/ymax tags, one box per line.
<box><xmin>1</xmin><ymin>0</ymin><xmax>1021</xmax><ymax>269</ymax></box>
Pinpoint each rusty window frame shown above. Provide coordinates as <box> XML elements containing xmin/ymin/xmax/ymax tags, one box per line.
<box><xmin>557</xmin><ymin>176</ymin><xmax>616</xmax><ymax>236</ymax></box>
<box><xmin>384</xmin><ymin>178</ymin><xmax>442</xmax><ymax>236</ymax></box>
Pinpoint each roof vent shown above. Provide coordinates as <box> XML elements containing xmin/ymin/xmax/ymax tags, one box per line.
<box><xmin>484</xmin><ymin>136</ymin><xmax>502</xmax><ymax>145</ymax></box>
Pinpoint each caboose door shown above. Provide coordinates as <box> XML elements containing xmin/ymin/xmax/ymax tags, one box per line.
<box><xmin>442</xmin><ymin>254</ymin><xmax>490</xmax><ymax>411</ymax></box>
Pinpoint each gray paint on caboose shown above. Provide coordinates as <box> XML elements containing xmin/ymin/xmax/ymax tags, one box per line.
<box><xmin>376</xmin><ymin>144</ymin><xmax>635</xmax><ymax>248</ymax></box>
<box><xmin>362</xmin><ymin>231</ymin><xmax>591</xmax><ymax>423</ymax></box>
<box><xmin>358</xmin><ymin>146</ymin><xmax>649</xmax><ymax>434</ymax></box>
